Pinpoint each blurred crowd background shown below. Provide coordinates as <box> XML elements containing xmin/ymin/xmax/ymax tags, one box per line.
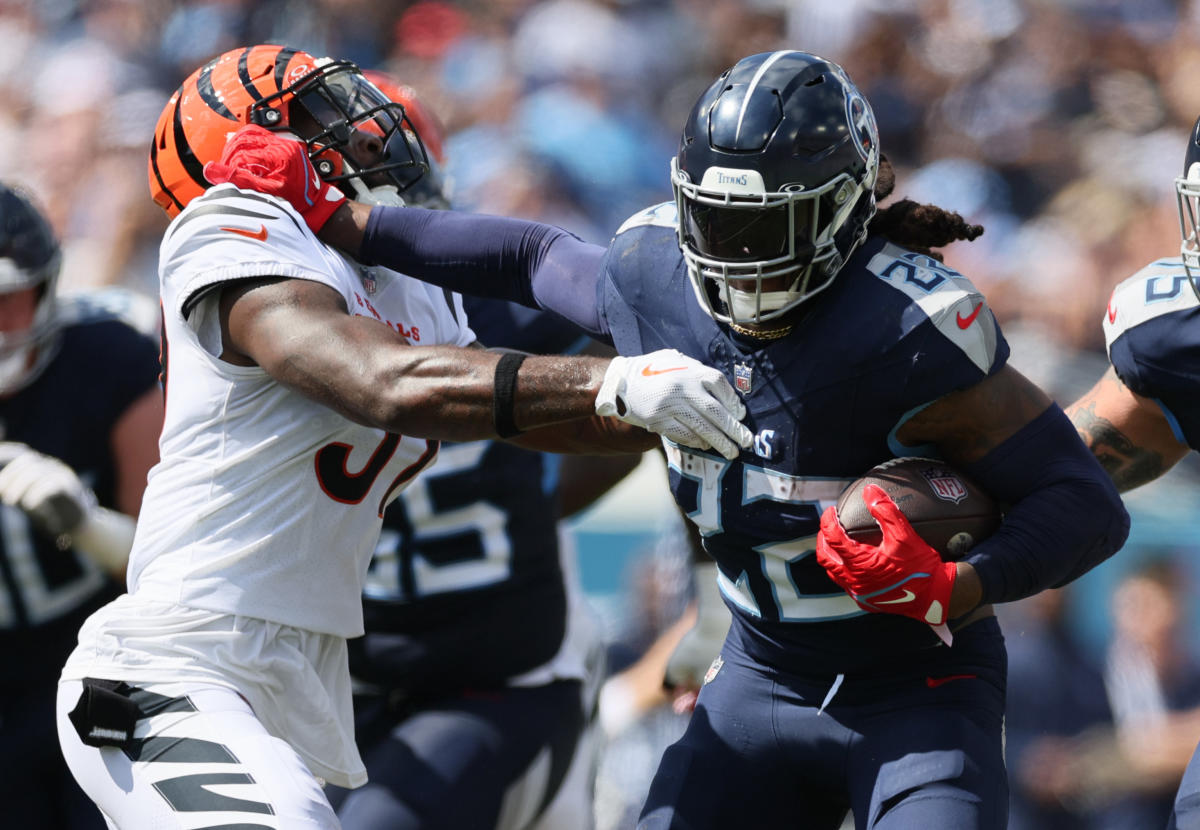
<box><xmin>6</xmin><ymin>0</ymin><xmax>1200</xmax><ymax>827</ymax></box>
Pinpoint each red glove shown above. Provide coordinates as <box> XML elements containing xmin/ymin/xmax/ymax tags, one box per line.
<box><xmin>203</xmin><ymin>124</ymin><xmax>346</xmax><ymax>234</ymax></box>
<box><xmin>816</xmin><ymin>484</ymin><xmax>957</xmax><ymax>627</ymax></box>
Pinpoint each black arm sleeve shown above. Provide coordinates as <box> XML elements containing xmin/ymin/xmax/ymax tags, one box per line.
<box><xmin>361</xmin><ymin>206</ymin><xmax>610</xmax><ymax>338</ymax></box>
<box><xmin>963</xmin><ymin>405</ymin><xmax>1131</xmax><ymax>604</ymax></box>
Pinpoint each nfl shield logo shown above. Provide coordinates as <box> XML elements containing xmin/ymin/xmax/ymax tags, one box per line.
<box><xmin>921</xmin><ymin>467</ymin><xmax>968</xmax><ymax>504</ymax></box>
<box><xmin>704</xmin><ymin>655</ymin><xmax>724</xmax><ymax>685</ymax></box>
<box><xmin>734</xmin><ymin>363</ymin><xmax>753</xmax><ymax>394</ymax></box>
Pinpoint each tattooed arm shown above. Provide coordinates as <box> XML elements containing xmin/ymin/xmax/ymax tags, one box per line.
<box><xmin>1065</xmin><ymin>367</ymin><xmax>1190</xmax><ymax>492</ymax></box>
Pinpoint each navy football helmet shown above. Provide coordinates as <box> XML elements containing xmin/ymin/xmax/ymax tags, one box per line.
<box><xmin>671</xmin><ymin>50</ymin><xmax>879</xmax><ymax>330</ymax></box>
<box><xmin>0</xmin><ymin>184</ymin><xmax>61</xmax><ymax>395</ymax></box>
<box><xmin>1175</xmin><ymin>114</ymin><xmax>1200</xmax><ymax>301</ymax></box>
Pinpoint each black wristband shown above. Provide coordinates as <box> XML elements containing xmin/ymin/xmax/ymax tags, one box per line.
<box><xmin>492</xmin><ymin>352</ymin><xmax>528</xmax><ymax>438</ymax></box>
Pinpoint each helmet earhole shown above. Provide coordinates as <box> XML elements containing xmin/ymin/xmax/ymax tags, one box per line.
<box><xmin>315</xmin><ymin>159</ymin><xmax>335</xmax><ymax>177</ymax></box>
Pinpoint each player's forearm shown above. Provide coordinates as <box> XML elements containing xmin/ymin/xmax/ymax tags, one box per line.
<box><xmin>511</xmin><ymin>415</ymin><xmax>658</xmax><ymax>456</ymax></box>
<box><xmin>963</xmin><ymin>405</ymin><xmax>1130</xmax><ymax>604</ymax></box>
<box><xmin>323</xmin><ymin>202</ymin><xmax>609</xmax><ymax>336</ymax></box>
<box><xmin>1065</xmin><ymin>369</ymin><xmax>1190</xmax><ymax>492</ymax></box>
<box><xmin>345</xmin><ymin>347</ymin><xmax>614</xmax><ymax>442</ymax></box>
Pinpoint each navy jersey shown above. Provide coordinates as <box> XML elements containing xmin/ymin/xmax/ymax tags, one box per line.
<box><xmin>0</xmin><ymin>291</ymin><xmax>160</xmax><ymax>688</ymax></box>
<box><xmin>354</xmin><ymin>295</ymin><xmax>592</xmax><ymax>692</ymax></box>
<box><xmin>598</xmin><ymin>203</ymin><xmax>1009</xmax><ymax>676</ymax></box>
<box><xmin>1104</xmin><ymin>259</ymin><xmax>1200</xmax><ymax>451</ymax></box>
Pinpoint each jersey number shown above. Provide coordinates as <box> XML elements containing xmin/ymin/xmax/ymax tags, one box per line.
<box><xmin>667</xmin><ymin>443</ymin><xmax>859</xmax><ymax>622</ymax></box>
<box><xmin>0</xmin><ymin>506</ymin><xmax>106</xmax><ymax>627</ymax></box>
<box><xmin>365</xmin><ymin>442</ymin><xmax>512</xmax><ymax>601</ymax></box>
<box><xmin>314</xmin><ymin>433</ymin><xmax>438</xmax><ymax>517</ymax></box>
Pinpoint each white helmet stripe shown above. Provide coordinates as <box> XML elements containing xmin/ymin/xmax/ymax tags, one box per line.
<box><xmin>735</xmin><ymin>50</ymin><xmax>799</xmax><ymax>144</ymax></box>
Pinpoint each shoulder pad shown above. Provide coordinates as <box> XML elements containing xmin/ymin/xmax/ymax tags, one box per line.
<box><xmin>865</xmin><ymin>242</ymin><xmax>999</xmax><ymax>373</ymax></box>
<box><xmin>57</xmin><ymin>288</ymin><xmax>159</xmax><ymax>338</ymax></box>
<box><xmin>164</xmin><ymin>185</ymin><xmax>308</xmax><ymax>245</ymax></box>
<box><xmin>1103</xmin><ymin>259</ymin><xmax>1199</xmax><ymax>350</ymax></box>
<box><xmin>614</xmin><ymin>201</ymin><xmax>677</xmax><ymax>237</ymax></box>
<box><xmin>159</xmin><ymin>184</ymin><xmax>337</xmax><ymax>315</ymax></box>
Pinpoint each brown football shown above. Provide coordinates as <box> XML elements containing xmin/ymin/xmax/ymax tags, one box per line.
<box><xmin>835</xmin><ymin>457</ymin><xmax>1001</xmax><ymax>560</ymax></box>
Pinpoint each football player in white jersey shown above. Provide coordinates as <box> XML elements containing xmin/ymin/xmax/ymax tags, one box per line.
<box><xmin>55</xmin><ymin>45</ymin><xmax>752</xmax><ymax>830</ymax></box>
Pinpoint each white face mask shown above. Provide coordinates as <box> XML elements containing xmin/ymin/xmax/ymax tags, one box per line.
<box><xmin>726</xmin><ymin>285</ymin><xmax>803</xmax><ymax>324</ymax></box>
<box><xmin>354</xmin><ymin>184</ymin><xmax>407</xmax><ymax>207</ymax></box>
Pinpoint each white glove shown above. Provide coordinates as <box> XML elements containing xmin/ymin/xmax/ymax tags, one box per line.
<box><xmin>664</xmin><ymin>562</ymin><xmax>732</xmax><ymax>690</ymax></box>
<box><xmin>0</xmin><ymin>442</ymin><xmax>95</xmax><ymax>536</ymax></box>
<box><xmin>0</xmin><ymin>442</ymin><xmax>134</xmax><ymax>574</ymax></box>
<box><xmin>595</xmin><ymin>349</ymin><xmax>752</xmax><ymax>460</ymax></box>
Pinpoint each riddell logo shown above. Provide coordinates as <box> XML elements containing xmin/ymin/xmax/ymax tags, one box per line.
<box><xmin>716</xmin><ymin>172</ymin><xmax>749</xmax><ymax>186</ymax></box>
<box><xmin>286</xmin><ymin>64</ymin><xmax>313</xmax><ymax>85</ymax></box>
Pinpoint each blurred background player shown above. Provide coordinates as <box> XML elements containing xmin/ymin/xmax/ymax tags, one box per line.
<box><xmin>56</xmin><ymin>45</ymin><xmax>748</xmax><ymax>830</ymax></box>
<box><xmin>216</xmin><ymin>49</ymin><xmax>1129</xmax><ymax>829</ymax></box>
<box><xmin>1001</xmin><ymin>587</ymin><xmax>1113</xmax><ymax>830</ymax></box>
<box><xmin>328</xmin><ymin>77</ymin><xmax>639</xmax><ymax>830</ymax></box>
<box><xmin>0</xmin><ymin>182</ymin><xmax>162</xmax><ymax>829</ymax></box>
<box><xmin>1067</xmin><ymin>114</ymin><xmax>1200</xmax><ymax>830</ymax></box>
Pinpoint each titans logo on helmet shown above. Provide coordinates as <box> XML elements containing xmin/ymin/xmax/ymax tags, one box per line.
<box><xmin>845</xmin><ymin>89</ymin><xmax>878</xmax><ymax>167</ymax></box>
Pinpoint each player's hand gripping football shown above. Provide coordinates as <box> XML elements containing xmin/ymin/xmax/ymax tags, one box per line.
<box><xmin>203</xmin><ymin>124</ymin><xmax>347</xmax><ymax>234</ymax></box>
<box><xmin>595</xmin><ymin>349</ymin><xmax>753</xmax><ymax>460</ymax></box>
<box><xmin>816</xmin><ymin>484</ymin><xmax>958</xmax><ymax>636</ymax></box>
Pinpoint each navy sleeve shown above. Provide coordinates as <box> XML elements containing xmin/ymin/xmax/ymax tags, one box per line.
<box><xmin>1109</xmin><ymin>322</ymin><xmax>1200</xmax><ymax>450</ymax></box>
<box><xmin>360</xmin><ymin>206</ymin><xmax>610</xmax><ymax>338</ymax></box>
<box><xmin>963</xmin><ymin>405</ymin><xmax>1130</xmax><ymax>604</ymax></box>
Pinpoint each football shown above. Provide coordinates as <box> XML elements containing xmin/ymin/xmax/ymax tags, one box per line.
<box><xmin>835</xmin><ymin>457</ymin><xmax>1001</xmax><ymax>560</ymax></box>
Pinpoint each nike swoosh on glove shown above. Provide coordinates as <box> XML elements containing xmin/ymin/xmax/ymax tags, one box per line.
<box><xmin>595</xmin><ymin>349</ymin><xmax>752</xmax><ymax>460</ymax></box>
<box><xmin>816</xmin><ymin>484</ymin><xmax>957</xmax><ymax>627</ymax></box>
<box><xmin>203</xmin><ymin>124</ymin><xmax>347</xmax><ymax>234</ymax></box>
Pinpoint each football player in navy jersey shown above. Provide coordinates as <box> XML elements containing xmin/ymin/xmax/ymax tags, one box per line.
<box><xmin>0</xmin><ymin>183</ymin><xmax>163</xmax><ymax>828</ymax></box>
<box><xmin>326</xmin><ymin>77</ymin><xmax>634</xmax><ymax>830</ymax></box>
<box><xmin>1066</xmin><ymin>115</ymin><xmax>1200</xmax><ymax>830</ymax></box>
<box><xmin>212</xmin><ymin>50</ymin><xmax>1130</xmax><ymax>830</ymax></box>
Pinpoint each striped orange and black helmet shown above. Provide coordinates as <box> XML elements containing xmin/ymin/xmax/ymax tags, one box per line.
<box><xmin>149</xmin><ymin>45</ymin><xmax>323</xmax><ymax>218</ymax></box>
<box><xmin>149</xmin><ymin>44</ymin><xmax>438</xmax><ymax>218</ymax></box>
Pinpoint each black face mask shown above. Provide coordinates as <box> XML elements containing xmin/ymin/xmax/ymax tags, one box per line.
<box><xmin>287</xmin><ymin>63</ymin><xmax>435</xmax><ymax>198</ymax></box>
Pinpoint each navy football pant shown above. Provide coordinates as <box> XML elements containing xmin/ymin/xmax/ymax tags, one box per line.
<box><xmin>333</xmin><ymin>679</ymin><xmax>587</xmax><ymax>830</ymax></box>
<box><xmin>639</xmin><ymin>620</ymin><xmax>1008</xmax><ymax>830</ymax></box>
<box><xmin>7</xmin><ymin>680</ymin><xmax>107</xmax><ymax>830</ymax></box>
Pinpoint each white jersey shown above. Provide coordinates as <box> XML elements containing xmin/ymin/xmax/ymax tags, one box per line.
<box><xmin>128</xmin><ymin>184</ymin><xmax>474</xmax><ymax>638</ymax></box>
